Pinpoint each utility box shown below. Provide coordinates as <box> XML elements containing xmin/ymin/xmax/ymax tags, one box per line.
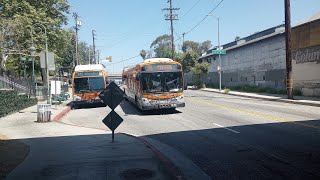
<box><xmin>37</xmin><ymin>104</ymin><xmax>51</xmax><ymax>122</ymax></box>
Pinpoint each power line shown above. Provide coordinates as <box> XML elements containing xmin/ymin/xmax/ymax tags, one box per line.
<box><xmin>180</xmin><ymin>0</ymin><xmax>201</xmax><ymax>19</ymax></box>
<box><xmin>183</xmin><ymin>0</ymin><xmax>225</xmax><ymax>36</ymax></box>
<box><xmin>107</xmin><ymin>0</ymin><xmax>226</xmax><ymax>66</ymax></box>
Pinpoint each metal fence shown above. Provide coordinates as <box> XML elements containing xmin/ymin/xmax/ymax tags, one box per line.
<box><xmin>0</xmin><ymin>75</ymin><xmax>34</xmax><ymax>95</ymax></box>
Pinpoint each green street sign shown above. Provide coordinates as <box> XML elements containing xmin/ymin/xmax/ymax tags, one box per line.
<box><xmin>27</xmin><ymin>57</ymin><xmax>33</xmax><ymax>62</ymax></box>
<box><xmin>212</xmin><ymin>50</ymin><xmax>226</xmax><ymax>55</ymax></box>
<box><xmin>19</xmin><ymin>57</ymin><xmax>27</xmax><ymax>61</ymax></box>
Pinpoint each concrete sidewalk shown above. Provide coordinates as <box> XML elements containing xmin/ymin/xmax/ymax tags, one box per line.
<box><xmin>0</xmin><ymin>103</ymin><xmax>175</xmax><ymax>179</ymax></box>
<box><xmin>201</xmin><ymin>88</ymin><xmax>320</xmax><ymax>107</ymax></box>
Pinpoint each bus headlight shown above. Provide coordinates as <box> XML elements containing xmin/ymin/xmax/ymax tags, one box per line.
<box><xmin>74</xmin><ymin>95</ymin><xmax>82</xmax><ymax>101</ymax></box>
<box><xmin>141</xmin><ymin>98</ymin><xmax>150</xmax><ymax>104</ymax></box>
<box><xmin>176</xmin><ymin>95</ymin><xmax>184</xmax><ymax>102</ymax></box>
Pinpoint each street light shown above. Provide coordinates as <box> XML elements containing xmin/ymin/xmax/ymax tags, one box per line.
<box><xmin>33</xmin><ymin>23</ymin><xmax>50</xmax><ymax>104</ymax></box>
<box><xmin>207</xmin><ymin>14</ymin><xmax>222</xmax><ymax>91</ymax></box>
<box><xmin>29</xmin><ymin>45</ymin><xmax>36</xmax><ymax>95</ymax></box>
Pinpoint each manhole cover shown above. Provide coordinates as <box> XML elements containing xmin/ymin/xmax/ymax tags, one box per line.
<box><xmin>121</xmin><ymin>168</ymin><xmax>155</xmax><ymax>180</ymax></box>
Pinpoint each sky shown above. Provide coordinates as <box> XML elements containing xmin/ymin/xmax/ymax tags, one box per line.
<box><xmin>66</xmin><ymin>0</ymin><xmax>320</xmax><ymax>74</ymax></box>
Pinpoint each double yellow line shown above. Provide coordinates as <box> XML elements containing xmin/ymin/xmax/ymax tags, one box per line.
<box><xmin>187</xmin><ymin>97</ymin><xmax>320</xmax><ymax>130</ymax></box>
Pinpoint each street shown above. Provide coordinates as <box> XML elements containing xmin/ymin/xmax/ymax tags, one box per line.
<box><xmin>62</xmin><ymin>90</ymin><xmax>320</xmax><ymax>180</ymax></box>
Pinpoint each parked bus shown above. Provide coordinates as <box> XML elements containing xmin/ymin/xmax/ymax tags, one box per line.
<box><xmin>72</xmin><ymin>64</ymin><xmax>107</xmax><ymax>105</ymax></box>
<box><xmin>122</xmin><ymin>58</ymin><xmax>185</xmax><ymax>110</ymax></box>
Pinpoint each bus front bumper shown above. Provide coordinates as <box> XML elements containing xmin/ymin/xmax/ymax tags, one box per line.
<box><xmin>141</xmin><ymin>100</ymin><xmax>185</xmax><ymax>110</ymax></box>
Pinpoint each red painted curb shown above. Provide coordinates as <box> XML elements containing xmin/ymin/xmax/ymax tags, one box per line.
<box><xmin>53</xmin><ymin>106</ymin><xmax>72</xmax><ymax>121</ymax></box>
<box><xmin>121</xmin><ymin>133</ymin><xmax>184</xmax><ymax>180</ymax></box>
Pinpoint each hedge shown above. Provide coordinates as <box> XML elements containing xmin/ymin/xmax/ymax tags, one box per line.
<box><xmin>0</xmin><ymin>90</ymin><xmax>38</xmax><ymax>118</ymax></box>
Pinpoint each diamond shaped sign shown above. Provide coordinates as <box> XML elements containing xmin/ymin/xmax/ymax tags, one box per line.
<box><xmin>102</xmin><ymin>110</ymin><xmax>123</xmax><ymax>131</ymax></box>
<box><xmin>99</xmin><ymin>81</ymin><xmax>125</xmax><ymax>110</ymax></box>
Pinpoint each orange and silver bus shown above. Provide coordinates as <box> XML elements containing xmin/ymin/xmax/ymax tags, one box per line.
<box><xmin>122</xmin><ymin>58</ymin><xmax>185</xmax><ymax>110</ymax></box>
<box><xmin>72</xmin><ymin>64</ymin><xmax>107</xmax><ymax>105</ymax></box>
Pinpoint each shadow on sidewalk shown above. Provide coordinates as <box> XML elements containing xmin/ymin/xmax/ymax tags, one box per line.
<box><xmin>3</xmin><ymin>119</ymin><xmax>320</xmax><ymax>179</ymax></box>
<box><xmin>5</xmin><ymin>133</ymin><xmax>174</xmax><ymax>180</ymax></box>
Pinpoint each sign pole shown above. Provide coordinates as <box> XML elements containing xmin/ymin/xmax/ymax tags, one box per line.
<box><xmin>112</xmin><ymin>130</ymin><xmax>114</xmax><ymax>143</ymax></box>
<box><xmin>99</xmin><ymin>81</ymin><xmax>125</xmax><ymax>144</ymax></box>
<box><xmin>110</xmin><ymin>87</ymin><xmax>114</xmax><ymax>143</ymax></box>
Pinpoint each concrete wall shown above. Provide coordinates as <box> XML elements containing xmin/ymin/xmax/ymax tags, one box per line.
<box><xmin>196</xmin><ymin>19</ymin><xmax>320</xmax><ymax>97</ymax></box>
<box><xmin>201</xmin><ymin>34</ymin><xmax>286</xmax><ymax>90</ymax></box>
<box><xmin>292</xmin><ymin>19</ymin><xmax>320</xmax><ymax>97</ymax></box>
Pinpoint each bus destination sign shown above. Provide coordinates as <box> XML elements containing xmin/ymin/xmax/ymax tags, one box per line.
<box><xmin>142</xmin><ymin>64</ymin><xmax>181</xmax><ymax>72</ymax></box>
<box><xmin>75</xmin><ymin>71</ymin><xmax>100</xmax><ymax>77</ymax></box>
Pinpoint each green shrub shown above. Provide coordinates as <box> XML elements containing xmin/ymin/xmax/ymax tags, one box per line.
<box><xmin>278</xmin><ymin>90</ymin><xmax>287</xmax><ymax>94</ymax></box>
<box><xmin>0</xmin><ymin>90</ymin><xmax>38</xmax><ymax>118</ymax></box>
<box><xmin>293</xmin><ymin>89</ymin><xmax>302</xmax><ymax>96</ymax></box>
<box><xmin>224</xmin><ymin>88</ymin><xmax>230</xmax><ymax>93</ymax></box>
<box><xmin>265</xmin><ymin>88</ymin><xmax>278</xmax><ymax>94</ymax></box>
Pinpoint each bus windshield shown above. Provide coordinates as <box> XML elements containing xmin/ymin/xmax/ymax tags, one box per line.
<box><xmin>74</xmin><ymin>77</ymin><xmax>105</xmax><ymax>93</ymax></box>
<box><xmin>141</xmin><ymin>72</ymin><xmax>183</xmax><ymax>93</ymax></box>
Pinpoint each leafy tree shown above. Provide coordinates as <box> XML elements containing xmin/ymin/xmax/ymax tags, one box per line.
<box><xmin>140</xmin><ymin>49</ymin><xmax>147</xmax><ymax>60</ymax></box>
<box><xmin>0</xmin><ymin>0</ymin><xmax>70</xmax><ymax>80</ymax></box>
<box><xmin>182</xmin><ymin>40</ymin><xmax>212</xmax><ymax>54</ymax></box>
<box><xmin>235</xmin><ymin>36</ymin><xmax>241</xmax><ymax>41</ymax></box>
<box><xmin>150</xmin><ymin>34</ymin><xmax>172</xmax><ymax>58</ymax></box>
<box><xmin>176</xmin><ymin>50</ymin><xmax>199</xmax><ymax>73</ymax></box>
<box><xmin>78</xmin><ymin>42</ymin><xmax>91</xmax><ymax>65</ymax></box>
<box><xmin>192</xmin><ymin>62</ymin><xmax>209</xmax><ymax>88</ymax></box>
<box><xmin>200</xmin><ymin>40</ymin><xmax>212</xmax><ymax>53</ymax></box>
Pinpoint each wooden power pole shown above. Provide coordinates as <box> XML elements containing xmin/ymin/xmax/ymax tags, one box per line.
<box><xmin>163</xmin><ymin>0</ymin><xmax>179</xmax><ymax>60</ymax></box>
<box><xmin>285</xmin><ymin>0</ymin><xmax>293</xmax><ymax>99</ymax></box>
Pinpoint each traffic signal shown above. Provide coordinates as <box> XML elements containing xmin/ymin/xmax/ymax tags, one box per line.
<box><xmin>106</xmin><ymin>56</ymin><xmax>112</xmax><ymax>62</ymax></box>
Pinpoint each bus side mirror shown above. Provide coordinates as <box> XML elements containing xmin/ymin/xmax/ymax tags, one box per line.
<box><xmin>136</xmin><ymin>74</ymin><xmax>140</xmax><ymax>81</ymax></box>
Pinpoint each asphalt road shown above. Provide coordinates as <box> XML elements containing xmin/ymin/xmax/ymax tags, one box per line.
<box><xmin>63</xmin><ymin>90</ymin><xmax>320</xmax><ymax>180</ymax></box>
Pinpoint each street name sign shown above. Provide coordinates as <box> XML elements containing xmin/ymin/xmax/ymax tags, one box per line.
<box><xmin>212</xmin><ymin>50</ymin><xmax>226</xmax><ymax>55</ymax></box>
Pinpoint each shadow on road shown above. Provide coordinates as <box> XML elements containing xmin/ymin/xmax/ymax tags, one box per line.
<box><xmin>72</xmin><ymin>102</ymin><xmax>107</xmax><ymax>110</ymax></box>
<box><xmin>119</xmin><ymin>100</ymin><xmax>182</xmax><ymax>116</ymax></box>
<box><xmin>2</xmin><ymin>118</ymin><xmax>320</xmax><ymax>179</ymax></box>
<box><xmin>144</xmin><ymin>119</ymin><xmax>320</xmax><ymax>179</ymax></box>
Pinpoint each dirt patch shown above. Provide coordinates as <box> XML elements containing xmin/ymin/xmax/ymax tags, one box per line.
<box><xmin>0</xmin><ymin>135</ymin><xmax>30</xmax><ymax>179</ymax></box>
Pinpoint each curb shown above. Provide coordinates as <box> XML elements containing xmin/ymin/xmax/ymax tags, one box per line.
<box><xmin>201</xmin><ymin>89</ymin><xmax>320</xmax><ymax>107</ymax></box>
<box><xmin>122</xmin><ymin>133</ymin><xmax>183</xmax><ymax>180</ymax></box>
<box><xmin>53</xmin><ymin>106</ymin><xmax>72</xmax><ymax>121</ymax></box>
<box><xmin>54</xmin><ymin>118</ymin><xmax>183</xmax><ymax>179</ymax></box>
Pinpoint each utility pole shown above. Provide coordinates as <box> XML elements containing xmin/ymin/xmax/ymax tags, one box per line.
<box><xmin>97</xmin><ymin>49</ymin><xmax>100</xmax><ymax>64</ymax></box>
<box><xmin>73</xmin><ymin>13</ymin><xmax>81</xmax><ymax>66</ymax></box>
<box><xmin>182</xmin><ymin>32</ymin><xmax>185</xmax><ymax>44</ymax></box>
<box><xmin>88</xmin><ymin>48</ymin><xmax>91</xmax><ymax>65</ymax></box>
<box><xmin>284</xmin><ymin>0</ymin><xmax>293</xmax><ymax>99</ymax></box>
<box><xmin>163</xmin><ymin>0</ymin><xmax>179</xmax><ymax>59</ymax></box>
<box><xmin>92</xmin><ymin>30</ymin><xmax>96</xmax><ymax>64</ymax></box>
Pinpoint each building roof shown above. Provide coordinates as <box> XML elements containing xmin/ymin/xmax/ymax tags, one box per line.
<box><xmin>74</xmin><ymin>64</ymin><xmax>104</xmax><ymax>72</ymax></box>
<box><xmin>200</xmin><ymin>11</ymin><xmax>320</xmax><ymax>59</ymax></box>
<box><xmin>295</xmin><ymin>11</ymin><xmax>320</xmax><ymax>26</ymax></box>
